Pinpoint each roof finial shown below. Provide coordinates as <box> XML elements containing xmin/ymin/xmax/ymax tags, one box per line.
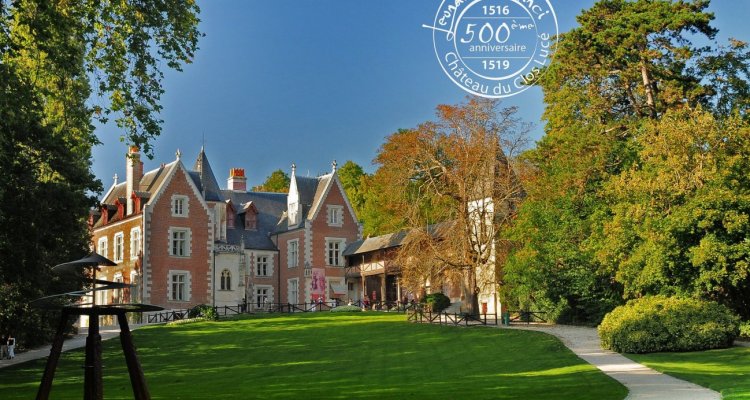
<box><xmin>176</xmin><ymin>148</ymin><xmax>182</xmax><ymax>160</ymax></box>
<box><xmin>331</xmin><ymin>160</ymin><xmax>337</xmax><ymax>173</ymax></box>
<box><xmin>113</xmin><ymin>173</ymin><xmax>119</xmax><ymax>184</ymax></box>
<box><xmin>291</xmin><ymin>163</ymin><xmax>296</xmax><ymax>176</ymax></box>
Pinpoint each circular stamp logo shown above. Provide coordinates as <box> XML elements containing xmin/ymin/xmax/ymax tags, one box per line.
<box><xmin>424</xmin><ymin>0</ymin><xmax>558</xmax><ymax>98</ymax></box>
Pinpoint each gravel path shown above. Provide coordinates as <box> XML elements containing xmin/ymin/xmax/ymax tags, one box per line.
<box><xmin>0</xmin><ymin>327</ymin><xmax>126</xmax><ymax>370</ymax></box>
<box><xmin>506</xmin><ymin>324</ymin><xmax>721</xmax><ymax>400</ymax></box>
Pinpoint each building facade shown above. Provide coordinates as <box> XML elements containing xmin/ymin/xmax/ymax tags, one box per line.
<box><xmin>89</xmin><ymin>147</ymin><xmax>361</xmax><ymax>317</ymax></box>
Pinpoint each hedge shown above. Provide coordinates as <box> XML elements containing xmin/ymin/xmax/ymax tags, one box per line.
<box><xmin>598</xmin><ymin>295</ymin><xmax>739</xmax><ymax>353</ymax></box>
<box><xmin>421</xmin><ymin>293</ymin><xmax>451</xmax><ymax>313</ymax></box>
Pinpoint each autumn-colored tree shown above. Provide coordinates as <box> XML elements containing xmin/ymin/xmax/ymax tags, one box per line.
<box><xmin>253</xmin><ymin>169</ymin><xmax>290</xmax><ymax>193</ymax></box>
<box><xmin>376</xmin><ymin>98</ymin><xmax>528</xmax><ymax>315</ymax></box>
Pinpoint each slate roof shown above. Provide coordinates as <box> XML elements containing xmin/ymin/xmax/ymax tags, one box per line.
<box><xmin>343</xmin><ymin>230</ymin><xmax>408</xmax><ymax>257</ymax></box>
<box><xmin>343</xmin><ymin>222</ymin><xmax>453</xmax><ymax>257</ymax></box>
<box><xmin>192</xmin><ymin>148</ymin><xmax>224</xmax><ymax>202</ymax></box>
<box><xmin>221</xmin><ymin>190</ymin><xmax>287</xmax><ymax>251</ymax></box>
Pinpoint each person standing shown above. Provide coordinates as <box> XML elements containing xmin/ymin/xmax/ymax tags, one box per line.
<box><xmin>7</xmin><ymin>334</ymin><xmax>15</xmax><ymax>359</ymax></box>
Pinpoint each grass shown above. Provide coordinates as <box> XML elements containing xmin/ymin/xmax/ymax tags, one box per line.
<box><xmin>0</xmin><ymin>313</ymin><xmax>627</xmax><ymax>399</ymax></box>
<box><xmin>628</xmin><ymin>346</ymin><xmax>750</xmax><ymax>400</ymax></box>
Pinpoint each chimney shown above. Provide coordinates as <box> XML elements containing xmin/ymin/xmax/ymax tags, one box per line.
<box><xmin>228</xmin><ymin>168</ymin><xmax>247</xmax><ymax>191</ymax></box>
<box><xmin>126</xmin><ymin>146</ymin><xmax>143</xmax><ymax>215</ymax></box>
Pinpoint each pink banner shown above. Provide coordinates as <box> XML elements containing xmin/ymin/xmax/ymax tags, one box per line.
<box><xmin>311</xmin><ymin>268</ymin><xmax>326</xmax><ymax>302</ymax></box>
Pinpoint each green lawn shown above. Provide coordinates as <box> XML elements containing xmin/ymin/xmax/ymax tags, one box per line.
<box><xmin>0</xmin><ymin>313</ymin><xmax>627</xmax><ymax>399</ymax></box>
<box><xmin>628</xmin><ymin>346</ymin><xmax>750</xmax><ymax>400</ymax></box>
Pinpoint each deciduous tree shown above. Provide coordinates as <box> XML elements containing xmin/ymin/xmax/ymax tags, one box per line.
<box><xmin>377</xmin><ymin>98</ymin><xmax>528</xmax><ymax>315</ymax></box>
<box><xmin>0</xmin><ymin>0</ymin><xmax>200</xmax><ymax>344</ymax></box>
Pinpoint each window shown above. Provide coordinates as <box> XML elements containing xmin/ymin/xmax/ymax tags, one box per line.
<box><xmin>287</xmin><ymin>239</ymin><xmax>299</xmax><ymax>268</ymax></box>
<box><xmin>256</xmin><ymin>256</ymin><xmax>269</xmax><ymax>277</ymax></box>
<box><xmin>112</xmin><ymin>274</ymin><xmax>123</xmax><ymax>304</ymax></box>
<box><xmin>221</xmin><ymin>269</ymin><xmax>232</xmax><ymax>291</ymax></box>
<box><xmin>255</xmin><ymin>287</ymin><xmax>270</xmax><ymax>308</ymax></box>
<box><xmin>288</xmin><ymin>279</ymin><xmax>298</xmax><ymax>304</ymax></box>
<box><xmin>325</xmin><ymin>238</ymin><xmax>345</xmax><ymax>266</ymax></box>
<box><xmin>97</xmin><ymin>237</ymin><xmax>108</xmax><ymax>258</ymax></box>
<box><xmin>169</xmin><ymin>271</ymin><xmax>190</xmax><ymax>301</ymax></box>
<box><xmin>327</xmin><ymin>205</ymin><xmax>343</xmax><ymax>226</ymax></box>
<box><xmin>130</xmin><ymin>271</ymin><xmax>139</xmax><ymax>303</ymax></box>
<box><xmin>169</xmin><ymin>228</ymin><xmax>190</xmax><ymax>257</ymax></box>
<box><xmin>113</xmin><ymin>232</ymin><xmax>124</xmax><ymax>262</ymax></box>
<box><xmin>130</xmin><ymin>227</ymin><xmax>141</xmax><ymax>259</ymax></box>
<box><xmin>171</xmin><ymin>195</ymin><xmax>189</xmax><ymax>217</ymax></box>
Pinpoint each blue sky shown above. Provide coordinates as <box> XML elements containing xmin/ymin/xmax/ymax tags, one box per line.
<box><xmin>91</xmin><ymin>0</ymin><xmax>750</xmax><ymax>190</ymax></box>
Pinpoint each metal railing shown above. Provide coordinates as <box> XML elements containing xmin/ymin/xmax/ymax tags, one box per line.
<box><xmin>407</xmin><ymin>306</ymin><xmax>498</xmax><ymax>327</ymax></box>
<box><xmin>508</xmin><ymin>310</ymin><xmax>548</xmax><ymax>324</ymax></box>
<box><xmin>146</xmin><ymin>309</ymin><xmax>189</xmax><ymax>324</ymax></box>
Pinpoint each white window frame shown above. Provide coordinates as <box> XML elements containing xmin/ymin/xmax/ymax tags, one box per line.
<box><xmin>168</xmin><ymin>227</ymin><xmax>191</xmax><ymax>257</ymax></box>
<box><xmin>130</xmin><ymin>270</ymin><xmax>139</xmax><ymax>303</ymax></box>
<box><xmin>168</xmin><ymin>270</ymin><xmax>191</xmax><ymax>302</ymax></box>
<box><xmin>255</xmin><ymin>285</ymin><xmax>272</xmax><ymax>308</ymax></box>
<box><xmin>130</xmin><ymin>227</ymin><xmax>141</xmax><ymax>260</ymax></box>
<box><xmin>113</xmin><ymin>232</ymin><xmax>124</xmax><ymax>262</ymax></box>
<box><xmin>171</xmin><ymin>194</ymin><xmax>189</xmax><ymax>217</ymax></box>
<box><xmin>325</xmin><ymin>237</ymin><xmax>345</xmax><ymax>267</ymax></box>
<box><xmin>256</xmin><ymin>255</ymin><xmax>269</xmax><ymax>277</ymax></box>
<box><xmin>97</xmin><ymin>237</ymin><xmax>108</xmax><ymax>258</ymax></box>
<box><xmin>287</xmin><ymin>278</ymin><xmax>299</xmax><ymax>304</ymax></box>
<box><xmin>113</xmin><ymin>273</ymin><xmax>123</xmax><ymax>304</ymax></box>
<box><xmin>327</xmin><ymin>205</ymin><xmax>344</xmax><ymax>227</ymax></box>
<box><xmin>287</xmin><ymin>239</ymin><xmax>299</xmax><ymax>268</ymax></box>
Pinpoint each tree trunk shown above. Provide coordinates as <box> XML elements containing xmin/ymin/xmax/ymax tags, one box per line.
<box><xmin>640</xmin><ymin>59</ymin><xmax>658</xmax><ymax>119</ymax></box>
<box><xmin>461</xmin><ymin>269</ymin><xmax>481</xmax><ymax>316</ymax></box>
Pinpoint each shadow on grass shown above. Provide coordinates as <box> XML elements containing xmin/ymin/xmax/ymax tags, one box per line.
<box><xmin>0</xmin><ymin>313</ymin><xmax>627</xmax><ymax>400</ymax></box>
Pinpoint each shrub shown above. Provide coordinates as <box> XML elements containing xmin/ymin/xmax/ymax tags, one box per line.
<box><xmin>421</xmin><ymin>293</ymin><xmax>451</xmax><ymax>313</ymax></box>
<box><xmin>598</xmin><ymin>296</ymin><xmax>740</xmax><ymax>353</ymax></box>
<box><xmin>330</xmin><ymin>305</ymin><xmax>363</xmax><ymax>313</ymax></box>
<box><xmin>740</xmin><ymin>321</ymin><xmax>750</xmax><ymax>339</ymax></box>
<box><xmin>188</xmin><ymin>304</ymin><xmax>218</xmax><ymax>320</ymax></box>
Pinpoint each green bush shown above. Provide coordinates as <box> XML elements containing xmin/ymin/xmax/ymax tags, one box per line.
<box><xmin>598</xmin><ymin>296</ymin><xmax>740</xmax><ymax>353</ymax></box>
<box><xmin>740</xmin><ymin>321</ymin><xmax>750</xmax><ymax>339</ymax></box>
<box><xmin>330</xmin><ymin>305</ymin><xmax>362</xmax><ymax>313</ymax></box>
<box><xmin>188</xmin><ymin>304</ymin><xmax>218</xmax><ymax>320</ymax></box>
<box><xmin>421</xmin><ymin>293</ymin><xmax>451</xmax><ymax>313</ymax></box>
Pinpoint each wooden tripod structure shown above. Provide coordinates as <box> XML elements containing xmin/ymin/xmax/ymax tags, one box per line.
<box><xmin>32</xmin><ymin>253</ymin><xmax>163</xmax><ymax>400</ymax></box>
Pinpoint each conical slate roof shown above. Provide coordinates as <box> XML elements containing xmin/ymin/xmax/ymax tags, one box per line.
<box><xmin>192</xmin><ymin>147</ymin><xmax>224</xmax><ymax>202</ymax></box>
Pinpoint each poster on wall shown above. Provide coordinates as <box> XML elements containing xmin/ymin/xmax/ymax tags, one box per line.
<box><xmin>311</xmin><ymin>268</ymin><xmax>326</xmax><ymax>302</ymax></box>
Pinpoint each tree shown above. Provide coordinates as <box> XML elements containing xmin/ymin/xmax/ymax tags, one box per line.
<box><xmin>0</xmin><ymin>0</ymin><xmax>200</xmax><ymax>345</ymax></box>
<box><xmin>505</xmin><ymin>0</ymin><xmax>750</xmax><ymax>323</ymax></box>
<box><xmin>254</xmin><ymin>169</ymin><xmax>290</xmax><ymax>193</ymax></box>
<box><xmin>592</xmin><ymin>109</ymin><xmax>750</xmax><ymax>318</ymax></box>
<box><xmin>376</xmin><ymin>98</ymin><xmax>528</xmax><ymax>315</ymax></box>
<box><xmin>337</xmin><ymin>160</ymin><xmax>367</xmax><ymax>218</ymax></box>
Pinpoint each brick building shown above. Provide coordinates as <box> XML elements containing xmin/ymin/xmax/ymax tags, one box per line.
<box><xmin>90</xmin><ymin>147</ymin><xmax>361</xmax><ymax>315</ymax></box>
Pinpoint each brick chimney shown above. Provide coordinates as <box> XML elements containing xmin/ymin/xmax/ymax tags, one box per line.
<box><xmin>126</xmin><ymin>146</ymin><xmax>143</xmax><ymax>215</ymax></box>
<box><xmin>228</xmin><ymin>168</ymin><xmax>247</xmax><ymax>192</ymax></box>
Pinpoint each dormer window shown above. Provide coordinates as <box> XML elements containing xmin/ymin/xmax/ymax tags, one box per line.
<box><xmin>115</xmin><ymin>201</ymin><xmax>125</xmax><ymax>220</ymax></box>
<box><xmin>288</xmin><ymin>201</ymin><xmax>299</xmax><ymax>225</ymax></box>
<box><xmin>226</xmin><ymin>201</ymin><xmax>235</xmax><ymax>229</ymax></box>
<box><xmin>172</xmin><ymin>195</ymin><xmax>189</xmax><ymax>217</ymax></box>
<box><xmin>245</xmin><ymin>213</ymin><xmax>257</xmax><ymax>230</ymax></box>
<box><xmin>243</xmin><ymin>202</ymin><xmax>258</xmax><ymax>231</ymax></box>
<box><xmin>131</xmin><ymin>193</ymin><xmax>142</xmax><ymax>214</ymax></box>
